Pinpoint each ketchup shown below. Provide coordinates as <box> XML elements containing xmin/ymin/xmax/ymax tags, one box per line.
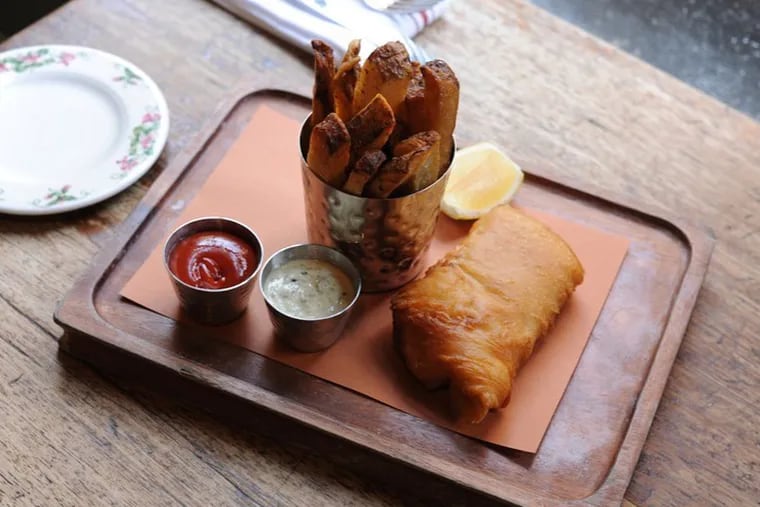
<box><xmin>169</xmin><ymin>231</ymin><xmax>257</xmax><ymax>290</ymax></box>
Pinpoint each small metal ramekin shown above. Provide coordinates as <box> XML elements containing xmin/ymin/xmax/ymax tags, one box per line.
<box><xmin>259</xmin><ymin>244</ymin><xmax>361</xmax><ymax>352</ymax></box>
<box><xmin>163</xmin><ymin>216</ymin><xmax>264</xmax><ymax>325</ymax></box>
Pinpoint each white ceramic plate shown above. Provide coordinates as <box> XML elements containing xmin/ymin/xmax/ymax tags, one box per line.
<box><xmin>0</xmin><ymin>45</ymin><xmax>170</xmax><ymax>215</ymax></box>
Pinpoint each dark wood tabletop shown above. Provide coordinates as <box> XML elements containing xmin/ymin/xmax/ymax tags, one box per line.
<box><xmin>1</xmin><ymin>0</ymin><xmax>758</xmax><ymax>505</ymax></box>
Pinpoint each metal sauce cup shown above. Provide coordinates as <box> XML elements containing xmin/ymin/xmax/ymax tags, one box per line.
<box><xmin>259</xmin><ymin>244</ymin><xmax>361</xmax><ymax>352</ymax></box>
<box><xmin>300</xmin><ymin>117</ymin><xmax>455</xmax><ymax>292</ymax></box>
<box><xmin>163</xmin><ymin>216</ymin><xmax>264</xmax><ymax>325</ymax></box>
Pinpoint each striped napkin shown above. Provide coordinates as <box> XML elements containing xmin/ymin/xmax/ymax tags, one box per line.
<box><xmin>209</xmin><ymin>0</ymin><xmax>449</xmax><ymax>58</ymax></box>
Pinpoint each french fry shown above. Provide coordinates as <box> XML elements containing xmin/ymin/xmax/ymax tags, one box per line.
<box><xmin>407</xmin><ymin>60</ymin><xmax>459</xmax><ymax>173</ymax></box>
<box><xmin>307</xmin><ymin>113</ymin><xmax>351</xmax><ymax>187</ymax></box>
<box><xmin>332</xmin><ymin>40</ymin><xmax>361</xmax><ymax>122</ymax></box>
<box><xmin>399</xmin><ymin>61</ymin><xmax>423</xmax><ymax>129</ymax></box>
<box><xmin>311</xmin><ymin>40</ymin><xmax>336</xmax><ymax>128</ymax></box>
<box><xmin>346</xmin><ymin>93</ymin><xmax>395</xmax><ymax>163</ymax></box>
<box><xmin>352</xmin><ymin>42</ymin><xmax>412</xmax><ymax>119</ymax></box>
<box><xmin>393</xmin><ymin>131</ymin><xmax>441</xmax><ymax>193</ymax></box>
<box><xmin>393</xmin><ymin>130</ymin><xmax>440</xmax><ymax>157</ymax></box>
<box><xmin>365</xmin><ymin>144</ymin><xmax>434</xmax><ymax>198</ymax></box>
<box><xmin>342</xmin><ymin>149</ymin><xmax>386</xmax><ymax>196</ymax></box>
<box><xmin>407</xmin><ymin>61</ymin><xmax>424</xmax><ymax>98</ymax></box>
<box><xmin>308</xmin><ymin>39</ymin><xmax>460</xmax><ymax>197</ymax></box>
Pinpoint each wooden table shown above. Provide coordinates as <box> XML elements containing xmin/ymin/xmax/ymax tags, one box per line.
<box><xmin>1</xmin><ymin>0</ymin><xmax>758</xmax><ymax>505</ymax></box>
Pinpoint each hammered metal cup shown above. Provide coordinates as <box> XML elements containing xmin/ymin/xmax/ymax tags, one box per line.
<box><xmin>163</xmin><ymin>216</ymin><xmax>264</xmax><ymax>325</ymax></box>
<box><xmin>299</xmin><ymin>118</ymin><xmax>454</xmax><ymax>292</ymax></box>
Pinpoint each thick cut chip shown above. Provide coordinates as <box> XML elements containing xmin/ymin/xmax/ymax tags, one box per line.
<box><xmin>393</xmin><ymin>130</ymin><xmax>440</xmax><ymax>156</ymax></box>
<box><xmin>342</xmin><ymin>149</ymin><xmax>386</xmax><ymax>196</ymax></box>
<box><xmin>332</xmin><ymin>39</ymin><xmax>361</xmax><ymax>122</ymax></box>
<box><xmin>307</xmin><ymin>113</ymin><xmax>351</xmax><ymax>187</ymax></box>
<box><xmin>346</xmin><ymin>93</ymin><xmax>395</xmax><ymax>163</ymax></box>
<box><xmin>394</xmin><ymin>131</ymin><xmax>441</xmax><ymax>193</ymax></box>
<box><xmin>311</xmin><ymin>40</ymin><xmax>336</xmax><ymax>128</ymax></box>
<box><xmin>352</xmin><ymin>42</ymin><xmax>412</xmax><ymax>118</ymax></box>
<box><xmin>365</xmin><ymin>144</ymin><xmax>434</xmax><ymax>198</ymax></box>
<box><xmin>398</xmin><ymin>61</ymin><xmax>423</xmax><ymax>134</ymax></box>
<box><xmin>407</xmin><ymin>60</ymin><xmax>459</xmax><ymax>173</ymax></box>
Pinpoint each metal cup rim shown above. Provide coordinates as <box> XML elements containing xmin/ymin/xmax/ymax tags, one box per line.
<box><xmin>298</xmin><ymin>115</ymin><xmax>456</xmax><ymax>201</ymax></box>
<box><xmin>259</xmin><ymin>243</ymin><xmax>362</xmax><ymax>322</ymax></box>
<box><xmin>163</xmin><ymin>216</ymin><xmax>264</xmax><ymax>294</ymax></box>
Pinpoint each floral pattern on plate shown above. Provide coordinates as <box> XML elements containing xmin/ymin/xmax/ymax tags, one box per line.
<box><xmin>114</xmin><ymin>108</ymin><xmax>162</xmax><ymax>179</ymax></box>
<box><xmin>113</xmin><ymin>64</ymin><xmax>143</xmax><ymax>86</ymax></box>
<box><xmin>32</xmin><ymin>185</ymin><xmax>89</xmax><ymax>208</ymax></box>
<box><xmin>0</xmin><ymin>45</ymin><xmax>170</xmax><ymax>215</ymax></box>
<box><xmin>0</xmin><ymin>48</ymin><xmax>83</xmax><ymax>73</ymax></box>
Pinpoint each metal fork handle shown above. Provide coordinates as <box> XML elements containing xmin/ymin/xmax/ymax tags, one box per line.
<box><xmin>401</xmin><ymin>33</ymin><xmax>430</xmax><ymax>62</ymax></box>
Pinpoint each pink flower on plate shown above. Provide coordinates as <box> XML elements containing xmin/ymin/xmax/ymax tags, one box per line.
<box><xmin>61</xmin><ymin>184</ymin><xmax>71</xmax><ymax>193</ymax></box>
<box><xmin>23</xmin><ymin>53</ymin><xmax>39</xmax><ymax>63</ymax></box>
<box><xmin>0</xmin><ymin>62</ymin><xmax>7</xmax><ymax>73</ymax></box>
<box><xmin>142</xmin><ymin>112</ymin><xmax>160</xmax><ymax>124</ymax></box>
<box><xmin>116</xmin><ymin>156</ymin><xmax>137</xmax><ymax>172</ymax></box>
<box><xmin>140</xmin><ymin>134</ymin><xmax>154</xmax><ymax>150</ymax></box>
<box><xmin>59</xmin><ymin>52</ymin><xmax>76</xmax><ymax>66</ymax></box>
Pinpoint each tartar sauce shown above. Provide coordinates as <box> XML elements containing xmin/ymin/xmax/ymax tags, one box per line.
<box><xmin>264</xmin><ymin>259</ymin><xmax>354</xmax><ymax>319</ymax></box>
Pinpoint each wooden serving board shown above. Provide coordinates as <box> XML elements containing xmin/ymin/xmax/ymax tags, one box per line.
<box><xmin>55</xmin><ymin>88</ymin><xmax>713</xmax><ymax>506</ymax></box>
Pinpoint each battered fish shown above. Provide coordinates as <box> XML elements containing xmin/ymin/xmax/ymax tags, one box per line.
<box><xmin>391</xmin><ymin>205</ymin><xmax>584</xmax><ymax>423</ymax></box>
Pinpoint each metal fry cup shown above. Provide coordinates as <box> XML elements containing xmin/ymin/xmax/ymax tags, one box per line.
<box><xmin>299</xmin><ymin>117</ymin><xmax>455</xmax><ymax>292</ymax></box>
<box><xmin>163</xmin><ymin>216</ymin><xmax>264</xmax><ymax>325</ymax></box>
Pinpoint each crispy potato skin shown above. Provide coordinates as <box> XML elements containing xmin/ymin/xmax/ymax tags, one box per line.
<box><xmin>346</xmin><ymin>93</ymin><xmax>395</xmax><ymax>164</ymax></box>
<box><xmin>365</xmin><ymin>143</ymin><xmax>433</xmax><ymax>198</ymax></box>
<box><xmin>308</xmin><ymin>40</ymin><xmax>459</xmax><ymax>195</ymax></box>
<box><xmin>396</xmin><ymin>61</ymin><xmax>423</xmax><ymax>138</ymax></box>
<box><xmin>407</xmin><ymin>59</ymin><xmax>459</xmax><ymax>173</ymax></box>
<box><xmin>311</xmin><ymin>40</ymin><xmax>336</xmax><ymax>128</ymax></box>
<box><xmin>352</xmin><ymin>42</ymin><xmax>412</xmax><ymax>118</ymax></box>
<box><xmin>307</xmin><ymin>113</ymin><xmax>351</xmax><ymax>187</ymax></box>
<box><xmin>333</xmin><ymin>39</ymin><xmax>361</xmax><ymax>122</ymax></box>
<box><xmin>394</xmin><ymin>131</ymin><xmax>441</xmax><ymax>193</ymax></box>
<box><xmin>393</xmin><ymin>130</ymin><xmax>440</xmax><ymax>157</ymax></box>
<box><xmin>342</xmin><ymin>149</ymin><xmax>386</xmax><ymax>196</ymax></box>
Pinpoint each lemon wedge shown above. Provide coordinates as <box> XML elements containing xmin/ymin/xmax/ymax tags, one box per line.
<box><xmin>441</xmin><ymin>142</ymin><xmax>524</xmax><ymax>220</ymax></box>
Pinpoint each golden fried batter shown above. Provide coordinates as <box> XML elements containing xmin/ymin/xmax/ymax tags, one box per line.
<box><xmin>391</xmin><ymin>205</ymin><xmax>584</xmax><ymax>423</ymax></box>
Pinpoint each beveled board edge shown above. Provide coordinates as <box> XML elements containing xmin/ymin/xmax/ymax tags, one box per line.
<box><xmin>579</xmin><ymin>221</ymin><xmax>714</xmax><ymax>506</ymax></box>
<box><xmin>54</xmin><ymin>83</ymin><xmax>715</xmax><ymax>506</ymax></box>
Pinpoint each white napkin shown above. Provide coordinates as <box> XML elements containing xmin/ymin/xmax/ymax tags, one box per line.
<box><xmin>210</xmin><ymin>0</ymin><xmax>449</xmax><ymax>59</ymax></box>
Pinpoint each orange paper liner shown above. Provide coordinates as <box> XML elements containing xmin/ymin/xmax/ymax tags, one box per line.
<box><xmin>122</xmin><ymin>105</ymin><xmax>629</xmax><ymax>452</ymax></box>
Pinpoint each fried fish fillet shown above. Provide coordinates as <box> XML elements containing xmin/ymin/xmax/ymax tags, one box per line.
<box><xmin>391</xmin><ymin>205</ymin><xmax>584</xmax><ymax>424</ymax></box>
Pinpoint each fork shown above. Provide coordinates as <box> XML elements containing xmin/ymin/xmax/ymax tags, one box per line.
<box><xmin>400</xmin><ymin>32</ymin><xmax>430</xmax><ymax>62</ymax></box>
<box><xmin>362</xmin><ymin>0</ymin><xmax>442</xmax><ymax>14</ymax></box>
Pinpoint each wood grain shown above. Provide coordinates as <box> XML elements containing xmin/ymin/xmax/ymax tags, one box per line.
<box><xmin>0</xmin><ymin>0</ymin><xmax>758</xmax><ymax>505</ymax></box>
